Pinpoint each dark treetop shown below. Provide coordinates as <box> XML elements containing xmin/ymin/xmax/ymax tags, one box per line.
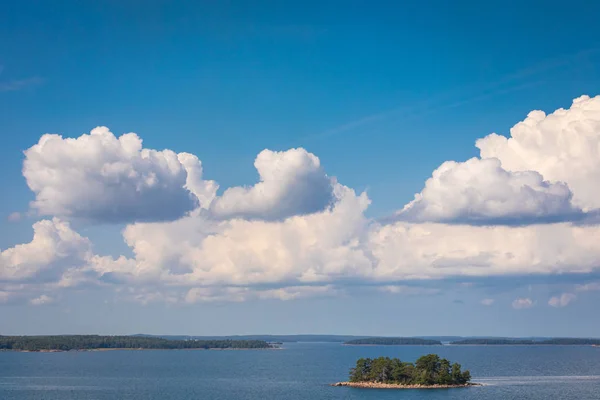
<box><xmin>0</xmin><ymin>335</ymin><xmax>272</xmax><ymax>351</ymax></box>
<box><xmin>349</xmin><ymin>354</ymin><xmax>471</xmax><ymax>386</ymax></box>
<box><xmin>344</xmin><ymin>337</ymin><xmax>442</xmax><ymax>345</ymax></box>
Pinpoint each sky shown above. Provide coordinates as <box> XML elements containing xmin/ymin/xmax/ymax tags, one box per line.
<box><xmin>2</xmin><ymin>0</ymin><xmax>600</xmax><ymax>337</ymax></box>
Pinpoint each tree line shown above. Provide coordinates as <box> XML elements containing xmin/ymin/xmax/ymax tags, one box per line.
<box><xmin>344</xmin><ymin>337</ymin><xmax>442</xmax><ymax>345</ymax></box>
<box><xmin>349</xmin><ymin>354</ymin><xmax>471</xmax><ymax>386</ymax></box>
<box><xmin>450</xmin><ymin>338</ymin><xmax>600</xmax><ymax>345</ymax></box>
<box><xmin>0</xmin><ymin>335</ymin><xmax>272</xmax><ymax>351</ymax></box>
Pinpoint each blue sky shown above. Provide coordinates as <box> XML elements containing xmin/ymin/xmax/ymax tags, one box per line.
<box><xmin>2</xmin><ymin>1</ymin><xmax>600</xmax><ymax>336</ymax></box>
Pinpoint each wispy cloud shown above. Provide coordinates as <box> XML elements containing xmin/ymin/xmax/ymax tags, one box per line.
<box><xmin>0</xmin><ymin>76</ymin><xmax>43</xmax><ymax>92</ymax></box>
<box><xmin>575</xmin><ymin>282</ymin><xmax>600</xmax><ymax>292</ymax></box>
<box><xmin>481</xmin><ymin>298</ymin><xmax>495</xmax><ymax>306</ymax></box>
<box><xmin>298</xmin><ymin>47</ymin><xmax>600</xmax><ymax>145</ymax></box>
<box><xmin>378</xmin><ymin>285</ymin><xmax>440</xmax><ymax>296</ymax></box>
<box><xmin>6</xmin><ymin>212</ymin><xmax>21</xmax><ymax>222</ymax></box>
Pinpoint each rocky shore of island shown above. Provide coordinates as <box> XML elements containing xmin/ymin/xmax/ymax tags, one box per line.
<box><xmin>338</xmin><ymin>354</ymin><xmax>478</xmax><ymax>389</ymax></box>
<box><xmin>331</xmin><ymin>381</ymin><xmax>481</xmax><ymax>389</ymax></box>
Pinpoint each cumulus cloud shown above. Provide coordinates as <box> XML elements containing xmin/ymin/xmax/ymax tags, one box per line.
<box><xmin>512</xmin><ymin>298</ymin><xmax>534</xmax><ymax>309</ymax></box>
<box><xmin>548</xmin><ymin>292</ymin><xmax>576</xmax><ymax>307</ymax></box>
<box><xmin>23</xmin><ymin>127</ymin><xmax>217</xmax><ymax>223</ymax></box>
<box><xmin>477</xmin><ymin>95</ymin><xmax>600</xmax><ymax>212</ymax></box>
<box><xmin>95</xmin><ymin>183</ymin><xmax>372</xmax><ymax>289</ymax></box>
<box><xmin>86</xmin><ymin>215</ymin><xmax>600</xmax><ymax>303</ymax></box>
<box><xmin>397</xmin><ymin>158</ymin><xmax>581</xmax><ymax>224</ymax></box>
<box><xmin>0</xmin><ymin>218</ymin><xmax>91</xmax><ymax>282</ymax></box>
<box><xmin>368</xmin><ymin>221</ymin><xmax>600</xmax><ymax>279</ymax></box>
<box><xmin>6</xmin><ymin>96</ymin><xmax>600</xmax><ymax>305</ymax></box>
<box><xmin>0</xmin><ymin>218</ymin><xmax>97</xmax><ymax>304</ymax></box>
<box><xmin>7</xmin><ymin>197</ymin><xmax>600</xmax><ymax>304</ymax></box>
<box><xmin>210</xmin><ymin>148</ymin><xmax>335</xmax><ymax>221</ymax></box>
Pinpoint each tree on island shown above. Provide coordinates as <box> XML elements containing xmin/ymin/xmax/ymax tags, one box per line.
<box><xmin>349</xmin><ymin>354</ymin><xmax>471</xmax><ymax>386</ymax></box>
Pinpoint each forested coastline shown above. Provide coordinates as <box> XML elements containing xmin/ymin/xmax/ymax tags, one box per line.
<box><xmin>0</xmin><ymin>335</ymin><xmax>272</xmax><ymax>351</ymax></box>
<box><xmin>451</xmin><ymin>338</ymin><xmax>600</xmax><ymax>345</ymax></box>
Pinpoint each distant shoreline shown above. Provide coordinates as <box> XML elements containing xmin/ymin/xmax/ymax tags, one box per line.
<box><xmin>342</xmin><ymin>344</ymin><xmax>440</xmax><ymax>346</ymax></box>
<box><xmin>331</xmin><ymin>382</ymin><xmax>481</xmax><ymax>389</ymax></box>
<box><xmin>343</xmin><ymin>338</ymin><xmax>442</xmax><ymax>346</ymax></box>
<box><xmin>2</xmin><ymin>347</ymin><xmax>281</xmax><ymax>353</ymax></box>
<box><xmin>448</xmin><ymin>343</ymin><xmax>600</xmax><ymax>346</ymax></box>
<box><xmin>0</xmin><ymin>335</ymin><xmax>276</xmax><ymax>352</ymax></box>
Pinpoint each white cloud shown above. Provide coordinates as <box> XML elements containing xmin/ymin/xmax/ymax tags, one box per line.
<box><xmin>23</xmin><ymin>126</ymin><xmax>216</xmax><ymax>223</ymax></box>
<box><xmin>397</xmin><ymin>157</ymin><xmax>580</xmax><ymax>224</ymax></box>
<box><xmin>477</xmin><ymin>95</ymin><xmax>600</xmax><ymax>212</ymax></box>
<box><xmin>0</xmin><ymin>218</ymin><xmax>91</xmax><ymax>282</ymax></box>
<box><xmin>210</xmin><ymin>148</ymin><xmax>334</xmax><ymax>221</ymax></box>
<box><xmin>7</xmin><ymin>196</ymin><xmax>600</xmax><ymax>304</ymax></box>
<box><xmin>256</xmin><ymin>285</ymin><xmax>337</xmax><ymax>301</ymax></box>
<box><xmin>378</xmin><ymin>285</ymin><xmax>440</xmax><ymax>295</ymax></box>
<box><xmin>184</xmin><ymin>285</ymin><xmax>336</xmax><ymax>303</ymax></box>
<box><xmin>30</xmin><ymin>294</ymin><xmax>54</xmax><ymax>306</ymax></box>
<box><xmin>7</xmin><ymin>96</ymin><xmax>600</xmax><ymax>305</ymax></box>
<box><xmin>0</xmin><ymin>219</ymin><xmax>98</xmax><ymax>304</ymax></box>
<box><xmin>367</xmin><ymin>221</ymin><xmax>600</xmax><ymax>280</ymax></box>
<box><xmin>548</xmin><ymin>292</ymin><xmax>576</xmax><ymax>307</ymax></box>
<box><xmin>512</xmin><ymin>297</ymin><xmax>534</xmax><ymax>309</ymax></box>
<box><xmin>95</xmin><ymin>183</ymin><xmax>372</xmax><ymax>288</ymax></box>
<box><xmin>87</xmin><ymin>216</ymin><xmax>600</xmax><ymax>303</ymax></box>
<box><xmin>481</xmin><ymin>298</ymin><xmax>495</xmax><ymax>306</ymax></box>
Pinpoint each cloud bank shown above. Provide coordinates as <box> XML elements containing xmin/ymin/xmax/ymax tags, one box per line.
<box><xmin>4</xmin><ymin>95</ymin><xmax>600</xmax><ymax>305</ymax></box>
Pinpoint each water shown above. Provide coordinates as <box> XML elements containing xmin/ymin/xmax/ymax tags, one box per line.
<box><xmin>1</xmin><ymin>343</ymin><xmax>600</xmax><ymax>399</ymax></box>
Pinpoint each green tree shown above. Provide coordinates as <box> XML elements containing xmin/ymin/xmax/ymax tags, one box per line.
<box><xmin>350</xmin><ymin>358</ymin><xmax>371</xmax><ymax>382</ymax></box>
<box><xmin>415</xmin><ymin>354</ymin><xmax>441</xmax><ymax>384</ymax></box>
<box><xmin>451</xmin><ymin>362</ymin><xmax>463</xmax><ymax>384</ymax></box>
<box><xmin>461</xmin><ymin>370</ymin><xmax>471</xmax><ymax>384</ymax></box>
<box><xmin>438</xmin><ymin>358</ymin><xmax>452</xmax><ymax>384</ymax></box>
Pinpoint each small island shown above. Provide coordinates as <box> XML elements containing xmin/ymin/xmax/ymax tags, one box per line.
<box><xmin>333</xmin><ymin>354</ymin><xmax>477</xmax><ymax>389</ymax></box>
<box><xmin>344</xmin><ymin>337</ymin><xmax>442</xmax><ymax>346</ymax></box>
<box><xmin>0</xmin><ymin>335</ymin><xmax>273</xmax><ymax>352</ymax></box>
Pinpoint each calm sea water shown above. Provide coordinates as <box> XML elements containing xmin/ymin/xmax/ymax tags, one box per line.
<box><xmin>1</xmin><ymin>343</ymin><xmax>600</xmax><ymax>399</ymax></box>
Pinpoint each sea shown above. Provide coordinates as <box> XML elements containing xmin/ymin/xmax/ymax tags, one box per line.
<box><xmin>1</xmin><ymin>342</ymin><xmax>599</xmax><ymax>399</ymax></box>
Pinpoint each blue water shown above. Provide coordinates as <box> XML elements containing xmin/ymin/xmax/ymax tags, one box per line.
<box><xmin>1</xmin><ymin>343</ymin><xmax>600</xmax><ymax>399</ymax></box>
